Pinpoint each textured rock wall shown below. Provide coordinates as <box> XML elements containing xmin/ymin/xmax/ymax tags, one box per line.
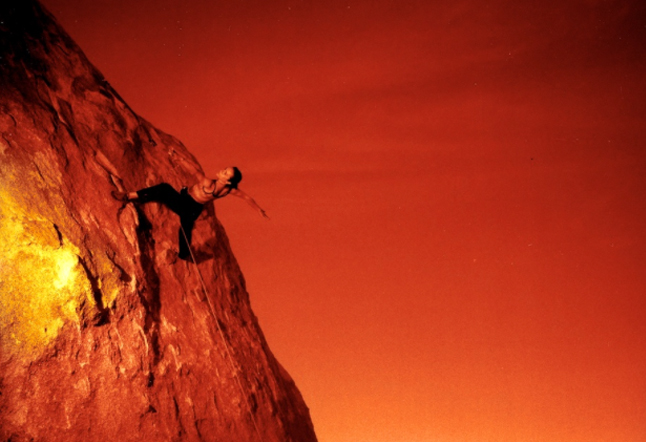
<box><xmin>0</xmin><ymin>2</ymin><xmax>317</xmax><ymax>441</ymax></box>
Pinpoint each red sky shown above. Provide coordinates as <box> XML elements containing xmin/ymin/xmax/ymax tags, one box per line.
<box><xmin>42</xmin><ymin>1</ymin><xmax>646</xmax><ymax>441</ymax></box>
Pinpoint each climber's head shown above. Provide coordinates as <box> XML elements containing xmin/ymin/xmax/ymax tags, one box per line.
<box><xmin>217</xmin><ymin>166</ymin><xmax>243</xmax><ymax>189</ymax></box>
<box><xmin>229</xmin><ymin>167</ymin><xmax>242</xmax><ymax>188</ymax></box>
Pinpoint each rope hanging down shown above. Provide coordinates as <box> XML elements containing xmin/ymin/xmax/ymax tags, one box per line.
<box><xmin>180</xmin><ymin>226</ymin><xmax>264</xmax><ymax>442</ymax></box>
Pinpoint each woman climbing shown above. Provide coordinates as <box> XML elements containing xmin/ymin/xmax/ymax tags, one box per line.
<box><xmin>111</xmin><ymin>149</ymin><xmax>268</xmax><ymax>261</ymax></box>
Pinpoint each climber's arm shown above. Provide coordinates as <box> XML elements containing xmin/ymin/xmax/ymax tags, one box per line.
<box><xmin>168</xmin><ymin>148</ymin><xmax>205</xmax><ymax>180</ymax></box>
<box><xmin>229</xmin><ymin>188</ymin><xmax>269</xmax><ymax>219</ymax></box>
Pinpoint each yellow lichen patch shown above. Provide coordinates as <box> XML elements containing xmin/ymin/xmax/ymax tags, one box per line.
<box><xmin>0</xmin><ymin>189</ymin><xmax>92</xmax><ymax>359</ymax></box>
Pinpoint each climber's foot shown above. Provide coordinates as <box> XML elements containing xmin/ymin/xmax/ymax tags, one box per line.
<box><xmin>111</xmin><ymin>190</ymin><xmax>130</xmax><ymax>202</ymax></box>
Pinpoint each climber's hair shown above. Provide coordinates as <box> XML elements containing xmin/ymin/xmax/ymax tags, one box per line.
<box><xmin>230</xmin><ymin>167</ymin><xmax>243</xmax><ymax>189</ymax></box>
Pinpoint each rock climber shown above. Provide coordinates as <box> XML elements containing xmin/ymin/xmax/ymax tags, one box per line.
<box><xmin>111</xmin><ymin>149</ymin><xmax>268</xmax><ymax>261</ymax></box>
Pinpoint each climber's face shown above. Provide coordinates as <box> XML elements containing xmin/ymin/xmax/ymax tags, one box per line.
<box><xmin>217</xmin><ymin>167</ymin><xmax>234</xmax><ymax>185</ymax></box>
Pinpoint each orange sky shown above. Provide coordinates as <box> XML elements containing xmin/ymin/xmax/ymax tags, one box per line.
<box><xmin>42</xmin><ymin>1</ymin><xmax>646</xmax><ymax>441</ymax></box>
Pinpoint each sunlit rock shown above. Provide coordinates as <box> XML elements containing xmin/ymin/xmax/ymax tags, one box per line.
<box><xmin>0</xmin><ymin>1</ymin><xmax>317</xmax><ymax>441</ymax></box>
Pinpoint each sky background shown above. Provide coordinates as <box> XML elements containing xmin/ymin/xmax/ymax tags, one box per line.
<box><xmin>41</xmin><ymin>1</ymin><xmax>646</xmax><ymax>441</ymax></box>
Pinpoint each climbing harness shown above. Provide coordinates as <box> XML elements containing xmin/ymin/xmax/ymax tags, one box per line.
<box><xmin>179</xmin><ymin>226</ymin><xmax>264</xmax><ymax>442</ymax></box>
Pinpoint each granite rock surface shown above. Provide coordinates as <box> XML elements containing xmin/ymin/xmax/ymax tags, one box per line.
<box><xmin>0</xmin><ymin>2</ymin><xmax>317</xmax><ymax>441</ymax></box>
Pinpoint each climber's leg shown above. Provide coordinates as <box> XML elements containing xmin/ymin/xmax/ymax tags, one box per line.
<box><xmin>135</xmin><ymin>183</ymin><xmax>183</xmax><ymax>214</ymax></box>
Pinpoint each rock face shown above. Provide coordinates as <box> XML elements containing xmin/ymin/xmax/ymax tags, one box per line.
<box><xmin>0</xmin><ymin>2</ymin><xmax>317</xmax><ymax>441</ymax></box>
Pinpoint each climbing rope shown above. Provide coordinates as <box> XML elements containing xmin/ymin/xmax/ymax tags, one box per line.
<box><xmin>179</xmin><ymin>226</ymin><xmax>264</xmax><ymax>442</ymax></box>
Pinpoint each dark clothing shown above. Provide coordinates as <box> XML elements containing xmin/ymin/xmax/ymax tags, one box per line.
<box><xmin>136</xmin><ymin>183</ymin><xmax>204</xmax><ymax>260</ymax></box>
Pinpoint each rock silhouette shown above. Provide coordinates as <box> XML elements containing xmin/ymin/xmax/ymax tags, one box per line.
<box><xmin>0</xmin><ymin>1</ymin><xmax>317</xmax><ymax>441</ymax></box>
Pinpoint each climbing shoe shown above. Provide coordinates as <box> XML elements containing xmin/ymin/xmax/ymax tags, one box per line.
<box><xmin>111</xmin><ymin>190</ymin><xmax>129</xmax><ymax>202</ymax></box>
